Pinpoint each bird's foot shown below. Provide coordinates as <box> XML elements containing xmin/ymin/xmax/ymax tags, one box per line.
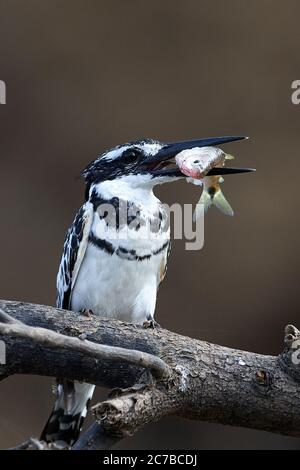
<box><xmin>80</xmin><ymin>308</ymin><xmax>94</xmax><ymax>319</ymax></box>
<box><xmin>143</xmin><ymin>316</ymin><xmax>161</xmax><ymax>329</ymax></box>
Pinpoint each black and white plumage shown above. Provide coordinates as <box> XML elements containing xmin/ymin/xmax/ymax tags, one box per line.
<box><xmin>41</xmin><ymin>135</ymin><xmax>248</xmax><ymax>446</ymax></box>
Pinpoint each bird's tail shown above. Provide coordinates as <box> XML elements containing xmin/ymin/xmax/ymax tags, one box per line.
<box><xmin>41</xmin><ymin>379</ymin><xmax>95</xmax><ymax>447</ymax></box>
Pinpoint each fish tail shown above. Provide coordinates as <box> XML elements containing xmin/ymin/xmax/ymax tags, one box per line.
<box><xmin>212</xmin><ymin>189</ymin><xmax>234</xmax><ymax>216</ymax></box>
<box><xmin>194</xmin><ymin>188</ymin><xmax>234</xmax><ymax>220</ymax></box>
<box><xmin>193</xmin><ymin>190</ymin><xmax>212</xmax><ymax>221</ymax></box>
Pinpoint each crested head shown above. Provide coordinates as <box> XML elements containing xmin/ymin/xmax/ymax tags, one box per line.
<box><xmin>82</xmin><ymin>139</ymin><xmax>163</xmax><ymax>185</ymax></box>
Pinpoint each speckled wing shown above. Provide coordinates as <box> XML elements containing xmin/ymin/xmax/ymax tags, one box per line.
<box><xmin>56</xmin><ymin>202</ymin><xmax>94</xmax><ymax>309</ymax></box>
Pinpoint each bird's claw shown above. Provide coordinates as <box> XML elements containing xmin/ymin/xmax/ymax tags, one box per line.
<box><xmin>143</xmin><ymin>318</ymin><xmax>160</xmax><ymax>329</ymax></box>
<box><xmin>80</xmin><ymin>308</ymin><xmax>94</xmax><ymax>319</ymax></box>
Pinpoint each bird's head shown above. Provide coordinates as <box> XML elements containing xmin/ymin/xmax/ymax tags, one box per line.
<box><xmin>82</xmin><ymin>136</ymin><xmax>253</xmax><ymax>197</ymax></box>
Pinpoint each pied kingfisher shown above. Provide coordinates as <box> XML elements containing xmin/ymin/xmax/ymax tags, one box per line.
<box><xmin>41</xmin><ymin>135</ymin><xmax>249</xmax><ymax>446</ymax></box>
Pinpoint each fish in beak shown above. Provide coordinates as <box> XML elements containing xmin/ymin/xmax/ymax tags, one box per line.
<box><xmin>145</xmin><ymin>135</ymin><xmax>255</xmax><ymax>178</ymax></box>
<box><xmin>173</xmin><ymin>145</ymin><xmax>255</xmax><ymax>218</ymax></box>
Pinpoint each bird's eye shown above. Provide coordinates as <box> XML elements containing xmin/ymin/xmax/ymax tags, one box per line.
<box><xmin>122</xmin><ymin>149</ymin><xmax>139</xmax><ymax>163</ymax></box>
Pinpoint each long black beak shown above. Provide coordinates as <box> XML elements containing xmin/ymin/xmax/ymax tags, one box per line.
<box><xmin>147</xmin><ymin>135</ymin><xmax>255</xmax><ymax>176</ymax></box>
<box><xmin>207</xmin><ymin>167</ymin><xmax>255</xmax><ymax>175</ymax></box>
<box><xmin>147</xmin><ymin>135</ymin><xmax>248</xmax><ymax>163</ymax></box>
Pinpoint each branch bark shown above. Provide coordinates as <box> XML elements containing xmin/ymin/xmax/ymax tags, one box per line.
<box><xmin>0</xmin><ymin>299</ymin><xmax>299</xmax><ymax>449</ymax></box>
<box><xmin>0</xmin><ymin>308</ymin><xmax>170</xmax><ymax>380</ymax></box>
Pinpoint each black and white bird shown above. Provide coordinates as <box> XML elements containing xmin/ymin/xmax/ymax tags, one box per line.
<box><xmin>41</xmin><ymin>135</ymin><xmax>251</xmax><ymax>446</ymax></box>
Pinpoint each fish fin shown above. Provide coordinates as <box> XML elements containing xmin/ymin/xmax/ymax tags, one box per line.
<box><xmin>213</xmin><ymin>189</ymin><xmax>234</xmax><ymax>216</ymax></box>
<box><xmin>193</xmin><ymin>190</ymin><xmax>212</xmax><ymax>221</ymax></box>
<box><xmin>187</xmin><ymin>177</ymin><xmax>203</xmax><ymax>186</ymax></box>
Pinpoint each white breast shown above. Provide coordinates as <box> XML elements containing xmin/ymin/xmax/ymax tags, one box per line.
<box><xmin>70</xmin><ymin>182</ymin><xmax>169</xmax><ymax>324</ymax></box>
<box><xmin>71</xmin><ymin>241</ymin><xmax>166</xmax><ymax>324</ymax></box>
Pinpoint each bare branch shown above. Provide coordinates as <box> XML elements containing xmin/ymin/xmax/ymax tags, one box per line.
<box><xmin>0</xmin><ymin>309</ymin><xmax>171</xmax><ymax>380</ymax></box>
<box><xmin>0</xmin><ymin>308</ymin><xmax>21</xmax><ymax>324</ymax></box>
<box><xmin>0</xmin><ymin>299</ymin><xmax>300</xmax><ymax>449</ymax></box>
<box><xmin>92</xmin><ymin>384</ymin><xmax>173</xmax><ymax>438</ymax></box>
<box><xmin>9</xmin><ymin>438</ymin><xmax>48</xmax><ymax>450</ymax></box>
<box><xmin>72</xmin><ymin>422</ymin><xmax>121</xmax><ymax>450</ymax></box>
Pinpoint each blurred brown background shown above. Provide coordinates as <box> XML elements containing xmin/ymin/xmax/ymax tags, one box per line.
<box><xmin>0</xmin><ymin>0</ymin><xmax>299</xmax><ymax>450</ymax></box>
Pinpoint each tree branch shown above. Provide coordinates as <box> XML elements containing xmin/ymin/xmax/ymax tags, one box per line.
<box><xmin>72</xmin><ymin>422</ymin><xmax>121</xmax><ymax>450</ymax></box>
<box><xmin>0</xmin><ymin>299</ymin><xmax>299</xmax><ymax>450</ymax></box>
<box><xmin>0</xmin><ymin>309</ymin><xmax>170</xmax><ymax>380</ymax></box>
